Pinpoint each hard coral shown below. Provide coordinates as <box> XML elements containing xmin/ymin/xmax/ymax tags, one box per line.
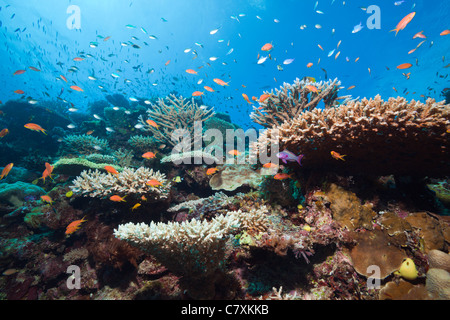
<box><xmin>254</xmin><ymin>94</ymin><xmax>450</xmax><ymax>177</ymax></box>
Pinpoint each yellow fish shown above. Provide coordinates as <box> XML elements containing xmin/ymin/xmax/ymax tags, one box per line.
<box><xmin>131</xmin><ymin>203</ymin><xmax>141</xmax><ymax>211</ymax></box>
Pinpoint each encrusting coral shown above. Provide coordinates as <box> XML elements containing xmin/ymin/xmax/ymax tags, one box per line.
<box><xmin>70</xmin><ymin>167</ymin><xmax>170</xmax><ymax>200</ymax></box>
<box><xmin>137</xmin><ymin>94</ymin><xmax>215</xmax><ymax>148</ymax></box>
<box><xmin>254</xmin><ymin>93</ymin><xmax>450</xmax><ymax>176</ymax></box>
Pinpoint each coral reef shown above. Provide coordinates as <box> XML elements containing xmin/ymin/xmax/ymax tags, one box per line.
<box><xmin>70</xmin><ymin>167</ymin><xmax>170</xmax><ymax>200</ymax></box>
<box><xmin>209</xmin><ymin>164</ymin><xmax>264</xmax><ymax>191</ymax></box>
<box><xmin>52</xmin><ymin>157</ymin><xmax>122</xmax><ymax>176</ymax></box>
<box><xmin>254</xmin><ymin>94</ymin><xmax>450</xmax><ymax>177</ymax></box>
<box><xmin>160</xmin><ymin>150</ymin><xmax>220</xmax><ymax>165</ymax></box>
<box><xmin>137</xmin><ymin>94</ymin><xmax>215</xmax><ymax>147</ymax></box>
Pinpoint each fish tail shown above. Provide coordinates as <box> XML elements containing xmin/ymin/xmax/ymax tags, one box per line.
<box><xmin>296</xmin><ymin>154</ymin><xmax>304</xmax><ymax>166</ymax></box>
<box><xmin>389</xmin><ymin>28</ymin><xmax>399</xmax><ymax>36</ymax></box>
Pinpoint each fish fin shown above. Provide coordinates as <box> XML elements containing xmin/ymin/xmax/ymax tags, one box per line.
<box><xmin>389</xmin><ymin>28</ymin><xmax>399</xmax><ymax>36</ymax></box>
<box><xmin>296</xmin><ymin>154</ymin><xmax>304</xmax><ymax>166</ymax></box>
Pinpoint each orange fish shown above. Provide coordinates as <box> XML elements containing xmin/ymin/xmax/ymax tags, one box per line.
<box><xmin>0</xmin><ymin>163</ymin><xmax>13</xmax><ymax>180</ymax></box>
<box><xmin>318</xmin><ymin>44</ymin><xmax>324</xmax><ymax>51</ymax></box>
<box><xmin>14</xmin><ymin>90</ymin><xmax>25</xmax><ymax>94</ymax></box>
<box><xmin>402</xmin><ymin>72</ymin><xmax>411</xmax><ymax>80</ymax></box>
<box><xmin>110</xmin><ymin>195</ymin><xmax>126</xmax><ymax>202</ymax></box>
<box><xmin>192</xmin><ymin>91</ymin><xmax>204</xmax><ymax>96</ymax></box>
<box><xmin>165</xmin><ymin>60</ymin><xmax>171</xmax><ymax>66</ymax></box>
<box><xmin>146</xmin><ymin>119</ymin><xmax>159</xmax><ymax>129</ymax></box>
<box><xmin>28</xmin><ymin>66</ymin><xmax>41</xmax><ymax>72</ymax></box>
<box><xmin>305</xmin><ymin>85</ymin><xmax>318</xmax><ymax>93</ymax></box>
<box><xmin>206</xmin><ymin>167</ymin><xmax>218</xmax><ymax>175</ymax></box>
<box><xmin>70</xmin><ymin>85</ymin><xmax>84</xmax><ymax>92</ymax></box>
<box><xmin>261</xmin><ymin>43</ymin><xmax>273</xmax><ymax>51</ymax></box>
<box><xmin>41</xmin><ymin>195</ymin><xmax>53</xmax><ymax>204</ymax></box>
<box><xmin>186</xmin><ymin>69</ymin><xmax>197</xmax><ymax>74</ymax></box>
<box><xmin>331</xmin><ymin>151</ymin><xmax>346</xmax><ymax>161</ymax></box>
<box><xmin>263</xmin><ymin>163</ymin><xmax>278</xmax><ymax>169</ymax></box>
<box><xmin>142</xmin><ymin>151</ymin><xmax>157</xmax><ymax>159</ymax></box>
<box><xmin>306</xmin><ymin>62</ymin><xmax>313</xmax><ymax>68</ymax></box>
<box><xmin>347</xmin><ymin>85</ymin><xmax>356</xmax><ymax>90</ymax></box>
<box><xmin>60</xmin><ymin>75</ymin><xmax>68</xmax><ymax>82</ymax></box>
<box><xmin>45</xmin><ymin>162</ymin><xmax>54</xmax><ymax>174</ymax></box>
<box><xmin>204</xmin><ymin>86</ymin><xmax>215</xmax><ymax>92</ymax></box>
<box><xmin>412</xmin><ymin>31</ymin><xmax>426</xmax><ymax>39</ymax></box>
<box><xmin>104</xmin><ymin>165</ymin><xmax>119</xmax><ymax>175</ymax></box>
<box><xmin>228</xmin><ymin>149</ymin><xmax>241</xmax><ymax>156</ymax></box>
<box><xmin>86</xmin><ymin>130</ymin><xmax>94</xmax><ymax>135</ymax></box>
<box><xmin>65</xmin><ymin>216</ymin><xmax>87</xmax><ymax>235</ymax></box>
<box><xmin>252</xmin><ymin>96</ymin><xmax>258</xmax><ymax>101</ymax></box>
<box><xmin>391</xmin><ymin>12</ymin><xmax>416</xmax><ymax>36</ymax></box>
<box><xmin>274</xmin><ymin>173</ymin><xmax>292</xmax><ymax>180</ymax></box>
<box><xmin>213</xmin><ymin>78</ymin><xmax>229</xmax><ymax>86</ymax></box>
<box><xmin>242</xmin><ymin>93</ymin><xmax>253</xmax><ymax>104</ymax></box>
<box><xmin>73</xmin><ymin>57</ymin><xmax>84</xmax><ymax>61</ymax></box>
<box><xmin>355</xmin><ymin>57</ymin><xmax>360</xmax><ymax>62</ymax></box>
<box><xmin>24</xmin><ymin>123</ymin><xmax>47</xmax><ymax>135</ymax></box>
<box><xmin>397</xmin><ymin>63</ymin><xmax>413</xmax><ymax>70</ymax></box>
<box><xmin>147</xmin><ymin>179</ymin><xmax>162</xmax><ymax>187</ymax></box>
<box><xmin>0</xmin><ymin>128</ymin><xmax>9</xmax><ymax>138</ymax></box>
<box><xmin>13</xmin><ymin>69</ymin><xmax>26</xmax><ymax>76</ymax></box>
<box><xmin>440</xmin><ymin>30</ymin><xmax>450</xmax><ymax>36</ymax></box>
<box><xmin>40</xmin><ymin>168</ymin><xmax>52</xmax><ymax>183</ymax></box>
<box><xmin>104</xmin><ymin>36</ymin><xmax>111</xmax><ymax>41</ymax></box>
<box><xmin>259</xmin><ymin>94</ymin><xmax>271</xmax><ymax>103</ymax></box>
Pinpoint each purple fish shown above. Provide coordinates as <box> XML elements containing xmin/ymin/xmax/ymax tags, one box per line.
<box><xmin>276</xmin><ymin>150</ymin><xmax>304</xmax><ymax>166</ymax></box>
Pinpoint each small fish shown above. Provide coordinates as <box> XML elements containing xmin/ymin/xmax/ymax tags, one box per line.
<box><xmin>263</xmin><ymin>163</ymin><xmax>278</xmax><ymax>169</ymax></box>
<box><xmin>70</xmin><ymin>85</ymin><xmax>83</xmax><ymax>92</ymax></box>
<box><xmin>146</xmin><ymin>119</ymin><xmax>159</xmax><ymax>128</ymax></box>
<box><xmin>66</xmin><ymin>191</ymin><xmax>73</xmax><ymax>198</ymax></box>
<box><xmin>0</xmin><ymin>163</ymin><xmax>13</xmax><ymax>180</ymax></box>
<box><xmin>347</xmin><ymin>85</ymin><xmax>356</xmax><ymax>90</ymax></box>
<box><xmin>192</xmin><ymin>91</ymin><xmax>204</xmax><ymax>96</ymax></box>
<box><xmin>352</xmin><ymin>22</ymin><xmax>363</xmax><ymax>33</ymax></box>
<box><xmin>172</xmin><ymin>176</ymin><xmax>182</xmax><ymax>183</ymax></box>
<box><xmin>391</xmin><ymin>12</ymin><xmax>416</xmax><ymax>36</ymax></box>
<box><xmin>147</xmin><ymin>179</ymin><xmax>162</xmax><ymax>187</ymax></box>
<box><xmin>307</xmin><ymin>62</ymin><xmax>313</xmax><ymax>68</ymax></box>
<box><xmin>65</xmin><ymin>217</ymin><xmax>87</xmax><ymax>235</ymax></box>
<box><xmin>14</xmin><ymin>89</ymin><xmax>25</xmax><ymax>94</ymax></box>
<box><xmin>106</xmin><ymin>127</ymin><xmax>115</xmax><ymax>132</ymax></box>
<box><xmin>397</xmin><ymin>63</ymin><xmax>413</xmax><ymax>69</ymax></box>
<box><xmin>41</xmin><ymin>195</ymin><xmax>53</xmax><ymax>204</ymax></box>
<box><xmin>213</xmin><ymin>78</ymin><xmax>229</xmax><ymax>86</ymax></box>
<box><xmin>283</xmin><ymin>58</ymin><xmax>295</xmax><ymax>65</ymax></box>
<box><xmin>331</xmin><ymin>151</ymin><xmax>346</xmax><ymax>161</ymax></box>
<box><xmin>142</xmin><ymin>151</ymin><xmax>157</xmax><ymax>159</ymax></box>
<box><xmin>305</xmin><ymin>85</ymin><xmax>318</xmax><ymax>93</ymax></box>
<box><xmin>0</xmin><ymin>128</ymin><xmax>9</xmax><ymax>138</ymax></box>
<box><xmin>131</xmin><ymin>203</ymin><xmax>141</xmax><ymax>211</ymax></box>
<box><xmin>13</xmin><ymin>69</ymin><xmax>26</xmax><ymax>76</ymax></box>
<box><xmin>261</xmin><ymin>43</ymin><xmax>273</xmax><ymax>51</ymax></box>
<box><xmin>413</xmin><ymin>31</ymin><xmax>426</xmax><ymax>39</ymax></box>
<box><xmin>257</xmin><ymin>56</ymin><xmax>268</xmax><ymax>64</ymax></box>
<box><xmin>440</xmin><ymin>30</ymin><xmax>450</xmax><ymax>36</ymax></box>
<box><xmin>274</xmin><ymin>173</ymin><xmax>292</xmax><ymax>180</ymax></box>
<box><xmin>327</xmin><ymin>49</ymin><xmax>335</xmax><ymax>57</ymax></box>
<box><xmin>67</xmin><ymin>124</ymin><xmax>76</xmax><ymax>129</ymax></box>
<box><xmin>24</xmin><ymin>123</ymin><xmax>47</xmax><ymax>135</ymax></box>
<box><xmin>104</xmin><ymin>165</ymin><xmax>119</xmax><ymax>175</ymax></box>
<box><xmin>206</xmin><ymin>167</ymin><xmax>218</xmax><ymax>175</ymax></box>
<box><xmin>210</xmin><ymin>28</ymin><xmax>220</xmax><ymax>35</ymax></box>
<box><xmin>228</xmin><ymin>149</ymin><xmax>241</xmax><ymax>156</ymax></box>
<box><xmin>110</xmin><ymin>195</ymin><xmax>126</xmax><ymax>202</ymax></box>
<box><xmin>277</xmin><ymin>150</ymin><xmax>304</xmax><ymax>165</ymax></box>
<box><xmin>242</xmin><ymin>93</ymin><xmax>253</xmax><ymax>104</ymax></box>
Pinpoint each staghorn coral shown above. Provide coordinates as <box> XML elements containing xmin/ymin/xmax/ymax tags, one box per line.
<box><xmin>61</xmin><ymin>134</ymin><xmax>110</xmax><ymax>155</ymax></box>
<box><xmin>70</xmin><ymin>167</ymin><xmax>170</xmax><ymax>200</ymax></box>
<box><xmin>137</xmin><ymin>94</ymin><xmax>215</xmax><ymax>147</ymax></box>
<box><xmin>254</xmin><ymin>94</ymin><xmax>450</xmax><ymax>177</ymax></box>
<box><xmin>250</xmin><ymin>77</ymin><xmax>351</xmax><ymax>128</ymax></box>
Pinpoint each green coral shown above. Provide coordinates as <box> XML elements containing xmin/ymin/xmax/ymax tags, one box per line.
<box><xmin>52</xmin><ymin>157</ymin><xmax>122</xmax><ymax>176</ymax></box>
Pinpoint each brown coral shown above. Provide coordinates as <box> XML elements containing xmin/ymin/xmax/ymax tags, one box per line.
<box><xmin>253</xmin><ymin>94</ymin><xmax>450</xmax><ymax>177</ymax></box>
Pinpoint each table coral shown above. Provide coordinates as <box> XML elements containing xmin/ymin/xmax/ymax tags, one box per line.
<box><xmin>70</xmin><ymin>167</ymin><xmax>170</xmax><ymax>200</ymax></box>
<box><xmin>254</xmin><ymin>93</ymin><xmax>450</xmax><ymax>177</ymax></box>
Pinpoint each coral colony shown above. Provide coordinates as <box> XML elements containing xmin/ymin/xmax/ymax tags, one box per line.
<box><xmin>0</xmin><ymin>2</ymin><xmax>450</xmax><ymax>303</ymax></box>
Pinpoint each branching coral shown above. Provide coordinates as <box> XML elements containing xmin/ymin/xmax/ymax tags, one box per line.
<box><xmin>128</xmin><ymin>135</ymin><xmax>158</xmax><ymax>153</ymax></box>
<box><xmin>61</xmin><ymin>134</ymin><xmax>110</xmax><ymax>155</ymax></box>
<box><xmin>70</xmin><ymin>167</ymin><xmax>170</xmax><ymax>200</ymax></box>
<box><xmin>250</xmin><ymin>77</ymin><xmax>351</xmax><ymax>128</ymax></box>
<box><xmin>254</xmin><ymin>94</ymin><xmax>450</xmax><ymax>176</ymax></box>
<box><xmin>137</xmin><ymin>94</ymin><xmax>215</xmax><ymax>147</ymax></box>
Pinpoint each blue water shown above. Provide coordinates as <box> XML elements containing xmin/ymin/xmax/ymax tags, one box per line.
<box><xmin>0</xmin><ymin>0</ymin><xmax>449</xmax><ymax>129</ymax></box>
